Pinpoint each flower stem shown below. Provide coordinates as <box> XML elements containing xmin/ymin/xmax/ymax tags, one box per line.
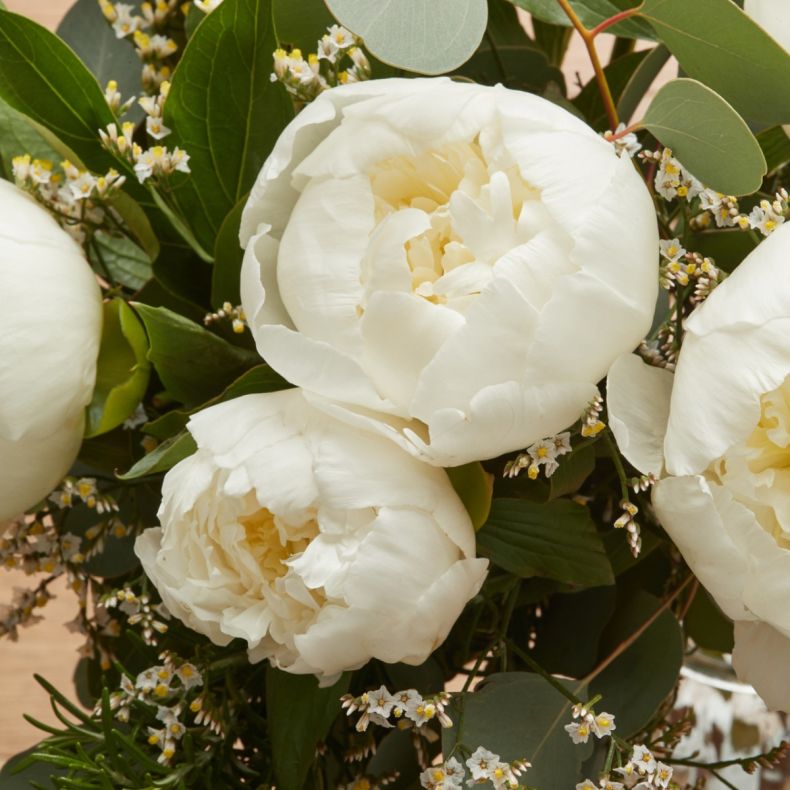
<box><xmin>555</xmin><ymin>0</ymin><xmax>620</xmax><ymax>130</ymax></box>
<box><xmin>589</xmin><ymin>7</ymin><xmax>641</xmax><ymax>38</ymax></box>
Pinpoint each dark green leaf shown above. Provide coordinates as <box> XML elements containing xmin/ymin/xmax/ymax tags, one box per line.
<box><xmin>511</xmin><ymin>0</ymin><xmax>653</xmax><ymax>39</ymax></box>
<box><xmin>324</xmin><ymin>0</ymin><xmax>488</xmax><ymax>74</ymax></box>
<box><xmin>590</xmin><ymin>590</ymin><xmax>683</xmax><ymax>736</ymax></box>
<box><xmin>692</xmin><ymin>228</ymin><xmax>758</xmax><ymax>273</ymax></box>
<box><xmin>548</xmin><ymin>442</ymin><xmax>596</xmax><ymax>499</ymax></box>
<box><xmin>273</xmin><ymin>0</ymin><xmax>334</xmax><ymax>50</ymax></box>
<box><xmin>385</xmin><ymin>656</ymin><xmax>445</xmax><ymax>695</ymax></box>
<box><xmin>532</xmin><ymin>17</ymin><xmax>573</xmax><ymax>67</ymax></box>
<box><xmin>266</xmin><ymin>668</ymin><xmax>350</xmax><ymax>790</ymax></box>
<box><xmin>603</xmin><ymin>526</ymin><xmax>660</xmax><ymax>576</ymax></box>
<box><xmin>757</xmin><ymin>126</ymin><xmax>790</xmax><ymax>174</ymax></box>
<box><xmin>92</xmin><ymin>231</ymin><xmax>153</xmax><ymax>291</ymax></box>
<box><xmin>685</xmin><ymin>585</ymin><xmax>734</xmax><ymax>653</ymax></box>
<box><xmin>212</xmin><ymin>195</ymin><xmax>247</xmax><ymax>308</ymax></box>
<box><xmin>0</xmin><ymin>744</ymin><xmax>63</xmax><ymax>789</ymax></box>
<box><xmin>117</xmin><ymin>431</ymin><xmax>197</xmax><ymax>479</ymax></box>
<box><xmin>0</xmin><ymin>11</ymin><xmax>116</xmax><ymax>172</ymax></box>
<box><xmin>638</xmin><ymin>0</ymin><xmax>790</xmax><ymax>126</ymax></box>
<box><xmin>444</xmin><ymin>673</ymin><xmax>591</xmax><ymax>789</ymax></box>
<box><xmin>56</xmin><ymin>0</ymin><xmax>142</xmax><ymax>118</ymax></box>
<box><xmin>132</xmin><ymin>303</ymin><xmax>259</xmax><ymax>406</ymax></box>
<box><xmin>164</xmin><ymin>0</ymin><xmax>294</xmax><ymax>252</ymax></box>
<box><xmin>106</xmin><ymin>189</ymin><xmax>161</xmax><ymax>263</ymax></box>
<box><xmin>642</xmin><ymin>78</ymin><xmax>766</xmax><ymax>195</ymax></box>
<box><xmin>446</xmin><ymin>463</ymin><xmax>493</xmax><ymax>531</ymax></box>
<box><xmin>477</xmin><ymin>498</ymin><xmax>614</xmax><ymax>587</ymax></box>
<box><xmin>616</xmin><ymin>43</ymin><xmax>671</xmax><ymax>124</ymax></box>
<box><xmin>366</xmin><ymin>729</ymin><xmax>423</xmax><ymax>789</ymax></box>
<box><xmin>185</xmin><ymin>3</ymin><xmax>205</xmax><ymax>38</ymax></box>
<box><xmin>144</xmin><ymin>363</ymin><xmax>290</xmax><ymax>440</ymax></box>
<box><xmin>86</xmin><ymin>298</ymin><xmax>151</xmax><ymax>438</ymax></box>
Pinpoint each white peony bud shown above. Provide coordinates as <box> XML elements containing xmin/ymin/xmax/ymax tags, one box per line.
<box><xmin>0</xmin><ymin>179</ymin><xmax>102</xmax><ymax>522</ymax></box>
<box><xmin>134</xmin><ymin>389</ymin><xmax>488</xmax><ymax>681</ymax></box>
<box><xmin>239</xmin><ymin>78</ymin><xmax>658</xmax><ymax>467</ymax></box>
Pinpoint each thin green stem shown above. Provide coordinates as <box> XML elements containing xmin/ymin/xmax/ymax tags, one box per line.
<box><xmin>603</xmin><ymin>428</ymin><xmax>631</xmax><ymax>502</ymax></box>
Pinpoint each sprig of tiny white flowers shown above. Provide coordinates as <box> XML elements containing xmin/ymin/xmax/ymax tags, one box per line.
<box><xmin>504</xmin><ymin>432</ymin><xmax>572</xmax><ymax>480</ymax></box>
<box><xmin>658</xmin><ymin>239</ymin><xmax>721</xmax><ymax>301</ymax></box>
<box><xmin>341</xmin><ymin>686</ymin><xmax>452</xmax><ymax>732</ymax></box>
<box><xmin>204</xmin><ymin>301</ymin><xmax>247</xmax><ymax>334</ymax></box>
<box><xmin>271</xmin><ymin>25</ymin><xmax>371</xmax><ymax>102</ymax></box>
<box><xmin>420</xmin><ymin>749</ymin><xmax>531</xmax><ymax>789</ymax></box>
<box><xmin>103</xmin><ymin>586</ymin><xmax>171</xmax><ymax>645</ymax></box>
<box><xmin>565</xmin><ymin>702</ymin><xmax>617</xmax><ymax>745</ymax></box>
<box><xmin>603</xmin><ymin>123</ymin><xmax>642</xmax><ymax>159</ymax></box>
<box><xmin>640</xmin><ymin>148</ymin><xmax>703</xmax><ymax>203</ymax></box>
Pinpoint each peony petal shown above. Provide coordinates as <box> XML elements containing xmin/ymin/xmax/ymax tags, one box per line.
<box><xmin>733</xmin><ymin>620</ymin><xmax>790</xmax><ymax>712</ymax></box>
<box><xmin>239</xmin><ymin>226</ymin><xmax>293</xmax><ymax>330</ymax></box>
<box><xmin>607</xmin><ymin>353</ymin><xmax>674</xmax><ymax>477</ymax></box>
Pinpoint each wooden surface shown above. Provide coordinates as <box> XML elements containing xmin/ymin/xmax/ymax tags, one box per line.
<box><xmin>4</xmin><ymin>0</ymin><xmax>72</xmax><ymax>28</ymax></box>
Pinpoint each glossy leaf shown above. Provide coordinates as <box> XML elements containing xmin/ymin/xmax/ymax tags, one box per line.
<box><xmin>511</xmin><ymin>0</ymin><xmax>653</xmax><ymax>39</ymax></box>
<box><xmin>477</xmin><ymin>498</ymin><xmax>614</xmax><ymax>587</ymax></box>
<box><xmin>638</xmin><ymin>0</ymin><xmax>790</xmax><ymax>125</ymax></box>
<box><xmin>91</xmin><ymin>231</ymin><xmax>153</xmax><ymax>291</ymax></box>
<box><xmin>446</xmin><ymin>462</ymin><xmax>493</xmax><ymax>531</ymax></box>
<box><xmin>164</xmin><ymin>0</ymin><xmax>294</xmax><ymax>251</ymax></box>
<box><xmin>117</xmin><ymin>431</ymin><xmax>197</xmax><ymax>479</ymax></box>
<box><xmin>616</xmin><ymin>43</ymin><xmax>671</xmax><ymax>124</ymax></box>
<box><xmin>643</xmin><ymin>78</ymin><xmax>766</xmax><ymax>195</ymax></box>
<box><xmin>590</xmin><ymin>591</ymin><xmax>684</xmax><ymax>736</ymax></box>
<box><xmin>133</xmin><ymin>303</ymin><xmax>259</xmax><ymax>406</ymax></box>
<box><xmin>56</xmin><ymin>0</ymin><xmax>141</xmax><ymax>116</ymax></box>
<box><xmin>685</xmin><ymin>585</ymin><xmax>734</xmax><ymax>653</ymax></box>
<box><xmin>274</xmin><ymin>0</ymin><xmax>334</xmax><ymax>50</ymax></box>
<box><xmin>211</xmin><ymin>195</ymin><xmax>247</xmax><ymax>308</ymax></box>
<box><xmin>324</xmin><ymin>0</ymin><xmax>488</xmax><ymax>74</ymax></box>
<box><xmin>85</xmin><ymin>299</ymin><xmax>151</xmax><ymax>438</ymax></box>
<box><xmin>0</xmin><ymin>11</ymin><xmax>116</xmax><ymax>172</ymax></box>
<box><xmin>548</xmin><ymin>441</ymin><xmax>596</xmax><ymax>499</ymax></box>
<box><xmin>444</xmin><ymin>673</ymin><xmax>591</xmax><ymax>789</ymax></box>
<box><xmin>267</xmin><ymin>668</ymin><xmax>350</xmax><ymax>790</ymax></box>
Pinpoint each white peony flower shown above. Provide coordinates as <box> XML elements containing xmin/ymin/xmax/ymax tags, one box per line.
<box><xmin>239</xmin><ymin>78</ymin><xmax>659</xmax><ymax>467</ymax></box>
<box><xmin>744</xmin><ymin>0</ymin><xmax>790</xmax><ymax>52</ymax></box>
<box><xmin>0</xmin><ymin>179</ymin><xmax>102</xmax><ymax>522</ymax></box>
<box><xmin>134</xmin><ymin>389</ymin><xmax>488</xmax><ymax>681</ymax></box>
<box><xmin>607</xmin><ymin>223</ymin><xmax>790</xmax><ymax>711</ymax></box>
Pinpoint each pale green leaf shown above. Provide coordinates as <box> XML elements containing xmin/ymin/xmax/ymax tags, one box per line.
<box><xmin>510</xmin><ymin>0</ymin><xmax>652</xmax><ymax>39</ymax></box>
<box><xmin>117</xmin><ymin>431</ymin><xmax>197</xmax><ymax>479</ymax></box>
<box><xmin>446</xmin><ymin>462</ymin><xmax>493</xmax><ymax>531</ymax></box>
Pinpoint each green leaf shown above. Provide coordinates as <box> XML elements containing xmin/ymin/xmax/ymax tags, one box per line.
<box><xmin>511</xmin><ymin>0</ymin><xmax>653</xmax><ymax>40</ymax></box>
<box><xmin>274</xmin><ymin>0</ymin><xmax>334</xmax><ymax>50</ymax></box>
<box><xmin>164</xmin><ymin>0</ymin><xmax>294</xmax><ymax>252</ymax></box>
<box><xmin>117</xmin><ymin>431</ymin><xmax>197</xmax><ymax>479</ymax></box>
<box><xmin>144</xmin><ymin>363</ymin><xmax>290</xmax><ymax>440</ymax></box>
<box><xmin>85</xmin><ymin>299</ymin><xmax>151</xmax><ymax>438</ymax></box>
<box><xmin>590</xmin><ymin>590</ymin><xmax>683</xmax><ymax>736</ymax></box>
<box><xmin>446</xmin><ymin>463</ymin><xmax>493</xmax><ymax>531</ymax></box>
<box><xmin>692</xmin><ymin>227</ymin><xmax>758</xmax><ymax>273</ymax></box>
<box><xmin>266</xmin><ymin>668</ymin><xmax>350</xmax><ymax>790</ymax></box>
<box><xmin>212</xmin><ymin>195</ymin><xmax>247</xmax><ymax>308</ymax></box>
<box><xmin>91</xmin><ymin>231</ymin><xmax>153</xmax><ymax>291</ymax></box>
<box><xmin>685</xmin><ymin>585</ymin><xmax>734</xmax><ymax>653</ymax></box>
<box><xmin>0</xmin><ymin>10</ymin><xmax>116</xmax><ymax>173</ymax></box>
<box><xmin>107</xmin><ymin>190</ymin><xmax>161</xmax><ymax>262</ymax></box>
<box><xmin>638</xmin><ymin>0</ymin><xmax>790</xmax><ymax>126</ymax></box>
<box><xmin>616</xmin><ymin>43</ymin><xmax>671</xmax><ymax>124</ymax></box>
<box><xmin>56</xmin><ymin>0</ymin><xmax>142</xmax><ymax>117</ymax></box>
<box><xmin>548</xmin><ymin>442</ymin><xmax>596</xmax><ymax>500</ymax></box>
<box><xmin>477</xmin><ymin>498</ymin><xmax>614</xmax><ymax>587</ymax></box>
<box><xmin>757</xmin><ymin>126</ymin><xmax>790</xmax><ymax>174</ymax></box>
<box><xmin>532</xmin><ymin>17</ymin><xmax>573</xmax><ymax>67</ymax></box>
<box><xmin>0</xmin><ymin>744</ymin><xmax>63</xmax><ymax>789</ymax></box>
<box><xmin>132</xmin><ymin>303</ymin><xmax>259</xmax><ymax>406</ymax></box>
<box><xmin>444</xmin><ymin>673</ymin><xmax>591</xmax><ymax>789</ymax></box>
<box><xmin>324</xmin><ymin>0</ymin><xmax>488</xmax><ymax>74</ymax></box>
<box><xmin>642</xmin><ymin>78</ymin><xmax>766</xmax><ymax>196</ymax></box>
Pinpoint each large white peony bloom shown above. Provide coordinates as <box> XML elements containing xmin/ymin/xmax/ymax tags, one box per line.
<box><xmin>0</xmin><ymin>179</ymin><xmax>102</xmax><ymax>522</ymax></box>
<box><xmin>134</xmin><ymin>389</ymin><xmax>488</xmax><ymax>681</ymax></box>
<box><xmin>240</xmin><ymin>78</ymin><xmax>659</xmax><ymax>467</ymax></box>
<box><xmin>607</xmin><ymin>223</ymin><xmax>790</xmax><ymax>711</ymax></box>
<box><xmin>744</xmin><ymin>0</ymin><xmax>790</xmax><ymax>52</ymax></box>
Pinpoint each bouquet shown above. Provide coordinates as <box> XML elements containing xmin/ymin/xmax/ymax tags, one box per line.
<box><xmin>2</xmin><ymin>0</ymin><xmax>790</xmax><ymax>787</ymax></box>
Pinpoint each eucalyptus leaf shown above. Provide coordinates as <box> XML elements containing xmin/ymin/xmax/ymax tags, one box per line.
<box><xmin>324</xmin><ymin>0</ymin><xmax>488</xmax><ymax>75</ymax></box>
<box><xmin>642</xmin><ymin>78</ymin><xmax>766</xmax><ymax>196</ymax></box>
<box><xmin>477</xmin><ymin>498</ymin><xmax>614</xmax><ymax>587</ymax></box>
<box><xmin>0</xmin><ymin>10</ymin><xmax>116</xmax><ymax>173</ymax></box>
<box><xmin>57</xmin><ymin>0</ymin><xmax>141</xmax><ymax>116</ymax></box>
<box><xmin>444</xmin><ymin>673</ymin><xmax>591</xmax><ymax>789</ymax></box>
<box><xmin>132</xmin><ymin>303</ymin><xmax>259</xmax><ymax>406</ymax></box>
<box><xmin>91</xmin><ymin>231</ymin><xmax>153</xmax><ymax>291</ymax></box>
<box><xmin>117</xmin><ymin>431</ymin><xmax>197</xmax><ymax>479</ymax></box>
<box><xmin>616</xmin><ymin>43</ymin><xmax>671</xmax><ymax>124</ymax></box>
<box><xmin>446</xmin><ymin>462</ymin><xmax>493</xmax><ymax>531</ymax></box>
<box><xmin>685</xmin><ymin>586</ymin><xmax>734</xmax><ymax>653</ymax></box>
<box><xmin>266</xmin><ymin>668</ymin><xmax>350</xmax><ymax>790</ymax></box>
<box><xmin>511</xmin><ymin>0</ymin><xmax>653</xmax><ymax>40</ymax></box>
<box><xmin>85</xmin><ymin>299</ymin><xmax>151</xmax><ymax>438</ymax></box>
<box><xmin>638</xmin><ymin>0</ymin><xmax>790</xmax><ymax>125</ymax></box>
<box><xmin>164</xmin><ymin>0</ymin><xmax>294</xmax><ymax>252</ymax></box>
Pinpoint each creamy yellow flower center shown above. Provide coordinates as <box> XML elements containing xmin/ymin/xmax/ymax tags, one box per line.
<box><xmin>367</xmin><ymin>139</ymin><xmax>538</xmax><ymax>308</ymax></box>
<box><xmin>715</xmin><ymin>377</ymin><xmax>790</xmax><ymax>548</ymax></box>
<box><xmin>239</xmin><ymin>507</ymin><xmax>317</xmax><ymax>583</ymax></box>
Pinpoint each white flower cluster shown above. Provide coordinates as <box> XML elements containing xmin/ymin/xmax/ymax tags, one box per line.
<box><xmin>0</xmin><ymin>582</ymin><xmax>52</xmax><ymax>641</ymax></box>
<box><xmin>603</xmin><ymin>123</ymin><xmax>642</xmax><ymax>159</ymax></box>
<box><xmin>203</xmin><ymin>301</ymin><xmax>247</xmax><ymax>334</ymax></box>
<box><xmin>342</xmin><ymin>686</ymin><xmax>453</xmax><ymax>733</ymax></box>
<box><xmin>746</xmin><ymin>190</ymin><xmax>788</xmax><ymax>236</ymax></box>
<box><xmin>581</xmin><ymin>392</ymin><xmax>607</xmax><ymax>438</ymax></box>
<box><xmin>104</xmin><ymin>586</ymin><xmax>170</xmax><ymax>645</ymax></box>
<box><xmin>606</xmin><ymin>744</ymin><xmax>673</xmax><ymax>789</ymax></box>
<box><xmin>271</xmin><ymin>25</ymin><xmax>371</xmax><ymax>102</ymax></box>
<box><xmin>504</xmin><ymin>432</ymin><xmax>572</xmax><ymax>480</ymax></box>
<box><xmin>421</xmin><ymin>748</ymin><xmax>530</xmax><ymax>789</ymax></box>
<box><xmin>658</xmin><ymin>238</ymin><xmax>720</xmax><ymax>301</ymax></box>
<box><xmin>11</xmin><ymin>155</ymin><xmax>127</xmax><ymax>244</ymax></box>
<box><xmin>106</xmin><ymin>652</ymin><xmax>204</xmax><ymax>764</ymax></box>
<box><xmin>613</xmin><ymin>500</ymin><xmax>642</xmax><ymax>556</ymax></box>
<box><xmin>643</xmin><ymin>148</ymin><xmax>703</xmax><ymax>202</ymax></box>
<box><xmin>0</xmin><ymin>518</ymin><xmax>84</xmax><ymax>576</ymax></box>
<box><xmin>48</xmin><ymin>476</ymin><xmax>119</xmax><ymax>515</ymax></box>
<box><xmin>564</xmin><ymin>704</ymin><xmax>617</xmax><ymax>744</ymax></box>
